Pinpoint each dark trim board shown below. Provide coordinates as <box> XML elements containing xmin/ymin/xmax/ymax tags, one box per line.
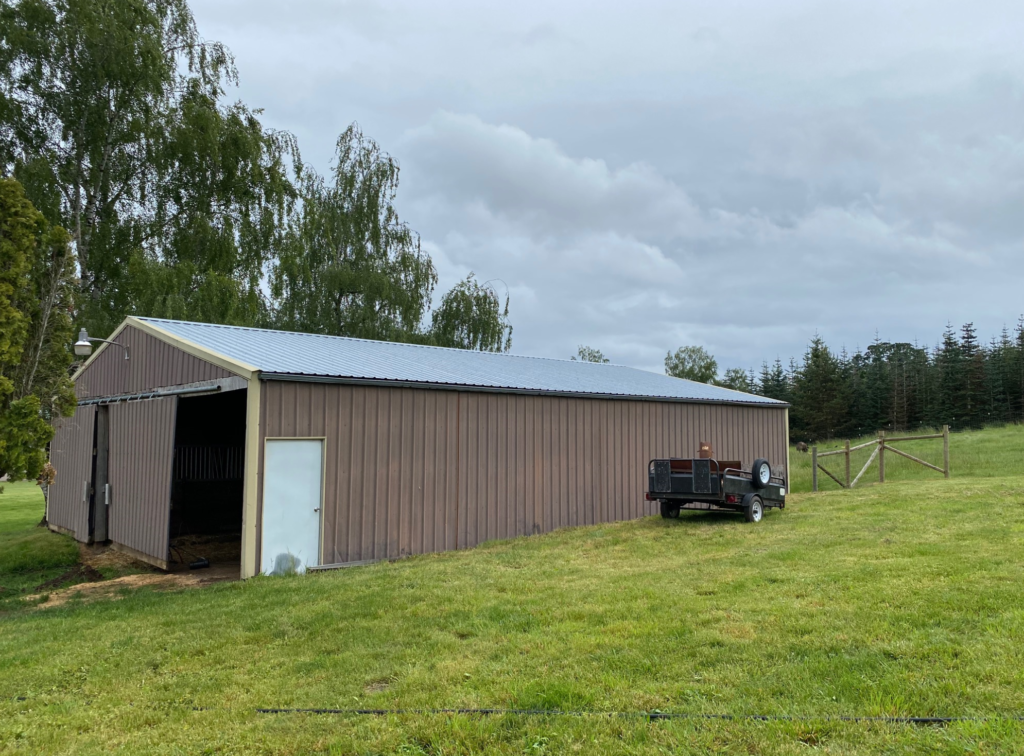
<box><xmin>260</xmin><ymin>373</ymin><xmax>790</xmax><ymax>409</ymax></box>
<box><xmin>77</xmin><ymin>376</ymin><xmax>248</xmax><ymax>406</ymax></box>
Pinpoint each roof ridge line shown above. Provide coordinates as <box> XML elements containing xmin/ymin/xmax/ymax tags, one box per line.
<box><xmin>135</xmin><ymin>317</ymin><xmax>647</xmax><ymax>371</ymax></box>
<box><xmin>132</xmin><ymin>318</ymin><xmax>786</xmax><ymax>405</ymax></box>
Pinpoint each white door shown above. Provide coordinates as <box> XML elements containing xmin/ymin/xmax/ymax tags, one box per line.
<box><xmin>261</xmin><ymin>439</ymin><xmax>323</xmax><ymax>575</ymax></box>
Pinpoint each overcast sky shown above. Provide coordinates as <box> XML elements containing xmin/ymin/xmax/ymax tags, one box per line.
<box><xmin>192</xmin><ymin>0</ymin><xmax>1024</xmax><ymax>375</ymax></box>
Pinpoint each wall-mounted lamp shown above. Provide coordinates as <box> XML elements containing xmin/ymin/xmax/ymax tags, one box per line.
<box><xmin>73</xmin><ymin>328</ymin><xmax>130</xmax><ymax>360</ymax></box>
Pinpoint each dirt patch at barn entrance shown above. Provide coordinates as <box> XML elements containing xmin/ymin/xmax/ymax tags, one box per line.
<box><xmin>26</xmin><ymin>551</ymin><xmax>238</xmax><ymax>609</ymax></box>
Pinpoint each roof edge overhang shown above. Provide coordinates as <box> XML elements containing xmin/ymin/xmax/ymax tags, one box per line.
<box><xmin>259</xmin><ymin>372</ymin><xmax>790</xmax><ymax>408</ymax></box>
<box><xmin>73</xmin><ymin>317</ymin><xmax>260</xmax><ymax>381</ymax></box>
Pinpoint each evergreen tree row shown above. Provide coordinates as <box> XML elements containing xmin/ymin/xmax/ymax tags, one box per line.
<box><xmin>734</xmin><ymin>321</ymin><xmax>1024</xmax><ymax>442</ymax></box>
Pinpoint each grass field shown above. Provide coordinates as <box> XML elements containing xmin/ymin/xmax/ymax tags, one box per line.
<box><xmin>1</xmin><ymin>425</ymin><xmax>1024</xmax><ymax>754</ymax></box>
<box><xmin>0</xmin><ymin>483</ymin><xmax>80</xmax><ymax>611</ymax></box>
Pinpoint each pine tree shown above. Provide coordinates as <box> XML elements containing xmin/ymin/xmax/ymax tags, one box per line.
<box><xmin>758</xmin><ymin>359</ymin><xmax>791</xmax><ymax>402</ymax></box>
<box><xmin>986</xmin><ymin>331</ymin><xmax>1012</xmax><ymax>424</ymax></box>
<box><xmin>934</xmin><ymin>324</ymin><xmax>967</xmax><ymax>428</ymax></box>
<box><xmin>791</xmin><ymin>336</ymin><xmax>849</xmax><ymax>441</ymax></box>
<box><xmin>960</xmin><ymin>323</ymin><xmax>989</xmax><ymax>428</ymax></box>
<box><xmin>1014</xmin><ymin>317</ymin><xmax>1024</xmax><ymax>421</ymax></box>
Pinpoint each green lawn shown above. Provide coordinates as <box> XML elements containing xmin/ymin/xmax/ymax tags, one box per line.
<box><xmin>0</xmin><ymin>481</ymin><xmax>80</xmax><ymax>610</ymax></box>
<box><xmin>1</xmin><ymin>427</ymin><xmax>1024</xmax><ymax>754</ymax></box>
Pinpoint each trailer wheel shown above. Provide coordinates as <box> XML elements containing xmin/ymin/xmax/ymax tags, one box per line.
<box><xmin>743</xmin><ymin>495</ymin><xmax>764</xmax><ymax>523</ymax></box>
<box><xmin>751</xmin><ymin>458</ymin><xmax>771</xmax><ymax>489</ymax></box>
<box><xmin>660</xmin><ymin>502</ymin><xmax>680</xmax><ymax>519</ymax></box>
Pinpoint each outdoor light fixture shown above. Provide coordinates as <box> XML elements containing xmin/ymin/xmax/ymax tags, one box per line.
<box><xmin>73</xmin><ymin>328</ymin><xmax>130</xmax><ymax>360</ymax></box>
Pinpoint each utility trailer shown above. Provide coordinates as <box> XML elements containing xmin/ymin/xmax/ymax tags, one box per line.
<box><xmin>647</xmin><ymin>457</ymin><xmax>786</xmax><ymax>523</ymax></box>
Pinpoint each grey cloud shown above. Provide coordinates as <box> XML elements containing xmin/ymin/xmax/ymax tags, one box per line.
<box><xmin>398</xmin><ymin>111</ymin><xmax>1017</xmax><ymax>372</ymax></box>
<box><xmin>188</xmin><ymin>0</ymin><xmax>1024</xmax><ymax>372</ymax></box>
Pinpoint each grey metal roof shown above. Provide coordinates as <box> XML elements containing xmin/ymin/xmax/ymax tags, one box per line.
<box><xmin>137</xmin><ymin>318</ymin><xmax>786</xmax><ymax>406</ymax></box>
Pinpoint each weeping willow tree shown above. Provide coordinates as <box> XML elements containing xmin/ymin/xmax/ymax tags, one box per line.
<box><xmin>272</xmin><ymin>125</ymin><xmax>512</xmax><ymax>351</ymax></box>
<box><xmin>431</xmin><ymin>274</ymin><xmax>511</xmax><ymax>352</ymax></box>
<box><xmin>0</xmin><ymin>0</ymin><xmax>297</xmax><ymax>336</ymax></box>
<box><xmin>1</xmin><ymin>1</ymin><xmax>511</xmax><ymax>350</ymax></box>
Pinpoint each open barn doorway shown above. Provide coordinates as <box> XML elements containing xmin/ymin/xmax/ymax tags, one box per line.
<box><xmin>169</xmin><ymin>389</ymin><xmax>247</xmax><ymax>574</ymax></box>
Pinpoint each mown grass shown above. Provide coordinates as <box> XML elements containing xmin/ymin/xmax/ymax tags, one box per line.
<box><xmin>1</xmin><ymin>427</ymin><xmax>1024</xmax><ymax>753</ymax></box>
<box><xmin>0</xmin><ymin>482</ymin><xmax>80</xmax><ymax>609</ymax></box>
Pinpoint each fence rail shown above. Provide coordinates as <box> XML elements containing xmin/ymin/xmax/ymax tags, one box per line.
<box><xmin>811</xmin><ymin>425</ymin><xmax>950</xmax><ymax>492</ymax></box>
<box><xmin>174</xmin><ymin>445</ymin><xmax>245</xmax><ymax>482</ymax></box>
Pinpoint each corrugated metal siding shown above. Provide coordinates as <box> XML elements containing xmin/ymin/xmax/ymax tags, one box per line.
<box><xmin>456</xmin><ymin>395</ymin><xmax>789</xmax><ymax>548</ymax></box>
<box><xmin>47</xmin><ymin>405</ymin><xmax>96</xmax><ymax>541</ymax></box>
<box><xmin>108</xmin><ymin>397</ymin><xmax>177</xmax><ymax>564</ymax></box>
<box><xmin>259</xmin><ymin>382</ymin><xmax>460</xmax><ymax>565</ymax></box>
<box><xmin>259</xmin><ymin>382</ymin><xmax>788</xmax><ymax>567</ymax></box>
<box><xmin>75</xmin><ymin>324</ymin><xmax>233</xmax><ymax>399</ymax></box>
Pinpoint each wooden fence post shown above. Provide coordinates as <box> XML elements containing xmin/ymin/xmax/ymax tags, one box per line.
<box><xmin>845</xmin><ymin>439</ymin><xmax>851</xmax><ymax>488</ymax></box>
<box><xmin>878</xmin><ymin>431</ymin><xmax>885</xmax><ymax>483</ymax></box>
<box><xmin>812</xmin><ymin>446</ymin><xmax>818</xmax><ymax>492</ymax></box>
<box><xmin>943</xmin><ymin>425</ymin><xmax>950</xmax><ymax>478</ymax></box>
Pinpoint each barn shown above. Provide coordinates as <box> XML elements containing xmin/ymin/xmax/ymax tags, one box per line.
<box><xmin>46</xmin><ymin>317</ymin><xmax>790</xmax><ymax>578</ymax></box>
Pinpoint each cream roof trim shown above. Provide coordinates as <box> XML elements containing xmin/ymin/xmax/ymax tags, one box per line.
<box><xmin>73</xmin><ymin>317</ymin><xmax>259</xmax><ymax>382</ymax></box>
<box><xmin>72</xmin><ymin>319</ymin><xmax>132</xmax><ymax>379</ymax></box>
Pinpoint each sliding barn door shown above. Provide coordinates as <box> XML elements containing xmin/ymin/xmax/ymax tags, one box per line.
<box><xmin>47</xmin><ymin>406</ymin><xmax>97</xmax><ymax>541</ymax></box>
<box><xmin>108</xmin><ymin>397</ymin><xmax>177</xmax><ymax>568</ymax></box>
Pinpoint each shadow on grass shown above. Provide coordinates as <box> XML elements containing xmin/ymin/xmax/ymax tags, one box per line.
<box><xmin>660</xmin><ymin>510</ymin><xmax>752</xmax><ymax>527</ymax></box>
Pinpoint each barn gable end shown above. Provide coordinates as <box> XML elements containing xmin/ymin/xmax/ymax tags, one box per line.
<box><xmin>74</xmin><ymin>323</ymin><xmax>237</xmax><ymax>399</ymax></box>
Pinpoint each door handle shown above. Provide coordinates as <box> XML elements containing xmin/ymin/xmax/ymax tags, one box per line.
<box><xmin>314</xmin><ymin>508</ymin><xmax>320</xmax><ymax>513</ymax></box>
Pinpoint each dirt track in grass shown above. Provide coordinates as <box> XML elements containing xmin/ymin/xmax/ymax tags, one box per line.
<box><xmin>26</xmin><ymin>564</ymin><xmax>238</xmax><ymax>608</ymax></box>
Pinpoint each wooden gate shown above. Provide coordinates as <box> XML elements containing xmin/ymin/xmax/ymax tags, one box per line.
<box><xmin>812</xmin><ymin>426</ymin><xmax>950</xmax><ymax>491</ymax></box>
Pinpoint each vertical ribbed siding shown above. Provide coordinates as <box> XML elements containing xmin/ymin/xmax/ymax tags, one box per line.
<box><xmin>74</xmin><ymin>325</ymin><xmax>233</xmax><ymax>399</ymax></box>
<box><xmin>258</xmin><ymin>382</ymin><xmax>460</xmax><ymax>567</ymax></box>
<box><xmin>47</xmin><ymin>405</ymin><xmax>97</xmax><ymax>542</ymax></box>
<box><xmin>455</xmin><ymin>395</ymin><xmax>788</xmax><ymax>549</ymax></box>
<box><xmin>108</xmin><ymin>397</ymin><xmax>177</xmax><ymax>565</ymax></box>
<box><xmin>259</xmin><ymin>381</ymin><xmax>789</xmax><ymax>567</ymax></box>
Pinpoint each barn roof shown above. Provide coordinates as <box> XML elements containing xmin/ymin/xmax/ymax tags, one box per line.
<box><xmin>135</xmin><ymin>318</ymin><xmax>786</xmax><ymax>406</ymax></box>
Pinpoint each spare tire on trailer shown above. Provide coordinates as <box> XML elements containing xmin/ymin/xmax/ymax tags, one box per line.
<box><xmin>751</xmin><ymin>458</ymin><xmax>771</xmax><ymax>489</ymax></box>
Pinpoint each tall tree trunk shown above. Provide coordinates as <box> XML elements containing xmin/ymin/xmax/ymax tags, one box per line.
<box><xmin>20</xmin><ymin>240</ymin><xmax>73</xmax><ymax>399</ymax></box>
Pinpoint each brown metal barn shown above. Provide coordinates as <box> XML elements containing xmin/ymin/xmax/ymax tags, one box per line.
<box><xmin>48</xmin><ymin>318</ymin><xmax>790</xmax><ymax>578</ymax></box>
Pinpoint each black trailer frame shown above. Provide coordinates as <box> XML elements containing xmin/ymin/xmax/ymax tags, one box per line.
<box><xmin>647</xmin><ymin>457</ymin><xmax>786</xmax><ymax>523</ymax></box>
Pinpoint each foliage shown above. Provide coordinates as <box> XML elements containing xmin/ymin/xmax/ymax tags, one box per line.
<box><xmin>271</xmin><ymin>124</ymin><xmax>433</xmax><ymax>341</ymax></box>
<box><xmin>1</xmin><ymin>3</ymin><xmax>515</xmax><ymax>353</ymax></box>
<box><xmin>570</xmin><ymin>345</ymin><xmax>609</xmax><ymax>363</ymax></box>
<box><xmin>664</xmin><ymin>345</ymin><xmax>717</xmax><ymax>383</ymax></box>
<box><xmin>3</xmin><ymin>437</ymin><xmax>1024</xmax><ymax>751</ymax></box>
<box><xmin>430</xmin><ymin>274</ymin><xmax>512</xmax><ymax>352</ymax></box>
<box><xmin>0</xmin><ymin>0</ymin><xmax>297</xmax><ymax>336</ymax></box>
<box><xmin>717</xmin><ymin>366</ymin><xmax>753</xmax><ymax>392</ymax></box>
<box><xmin>790</xmin><ymin>335</ymin><xmax>849</xmax><ymax>441</ymax></box>
<box><xmin>0</xmin><ymin>178</ymin><xmax>74</xmax><ymax>481</ymax></box>
<box><xmin>757</xmin><ymin>358</ymin><xmax>791</xmax><ymax>403</ymax></box>
<box><xmin>272</xmin><ymin>125</ymin><xmax>513</xmax><ymax>350</ymax></box>
<box><xmin>746</xmin><ymin>320</ymin><xmax>1024</xmax><ymax>441</ymax></box>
